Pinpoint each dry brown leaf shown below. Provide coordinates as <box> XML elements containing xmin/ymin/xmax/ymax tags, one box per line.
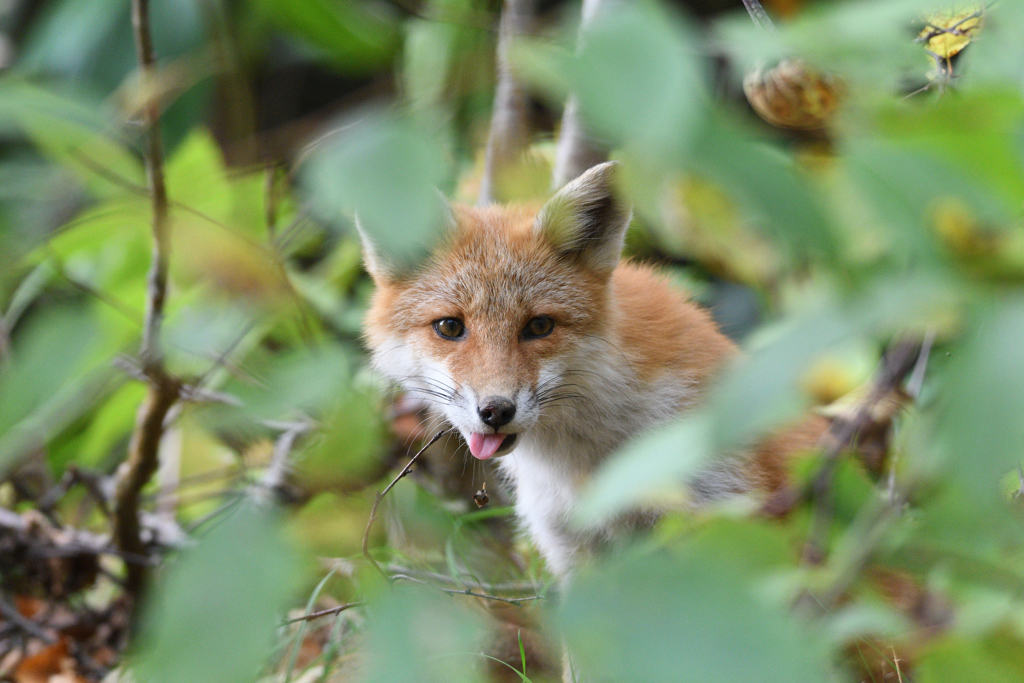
<box><xmin>744</xmin><ymin>59</ymin><xmax>843</xmax><ymax>131</ymax></box>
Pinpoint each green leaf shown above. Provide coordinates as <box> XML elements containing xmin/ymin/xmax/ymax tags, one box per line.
<box><xmin>939</xmin><ymin>301</ymin><xmax>1024</xmax><ymax>503</ymax></box>
<box><xmin>691</xmin><ymin>115</ymin><xmax>840</xmax><ymax>262</ymax></box>
<box><xmin>363</xmin><ymin>585</ymin><xmax>486</xmax><ymax>683</ymax></box>
<box><xmin>300</xmin><ymin>111</ymin><xmax>451</xmax><ymax>272</ymax></box>
<box><xmin>711</xmin><ymin>304</ymin><xmax>851</xmax><ymax>450</ymax></box>
<box><xmin>207</xmin><ymin>343</ymin><xmax>352</xmax><ymax>430</ymax></box>
<box><xmin>0</xmin><ymin>306</ymin><xmax>119</xmax><ymax>474</ymax></box>
<box><xmin>133</xmin><ymin>504</ymin><xmax>300</xmax><ymax>683</ymax></box>
<box><xmin>256</xmin><ymin>0</ymin><xmax>399</xmax><ymax>72</ymax></box>
<box><xmin>164</xmin><ymin>128</ymin><xmax>233</xmax><ymax>223</ymax></box>
<box><xmin>301</xmin><ymin>384</ymin><xmax>386</xmax><ymax>486</ymax></box>
<box><xmin>575</xmin><ymin>414</ymin><xmax>710</xmax><ymax>528</ymax></box>
<box><xmin>568</xmin><ymin>2</ymin><xmax>706</xmax><ymax>160</ymax></box>
<box><xmin>917</xmin><ymin>633</ymin><xmax>1024</xmax><ymax>683</ymax></box>
<box><xmin>0</xmin><ymin>79</ymin><xmax>144</xmax><ymax>199</ymax></box>
<box><xmin>716</xmin><ymin>0</ymin><xmax>947</xmax><ymax>87</ymax></box>
<box><xmin>869</xmin><ymin>89</ymin><xmax>1024</xmax><ymax>210</ymax></box>
<box><xmin>561</xmin><ymin>546</ymin><xmax>834</xmax><ymax>683</ymax></box>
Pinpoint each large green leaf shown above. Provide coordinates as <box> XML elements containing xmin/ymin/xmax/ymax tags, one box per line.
<box><xmin>256</xmin><ymin>0</ymin><xmax>399</xmax><ymax>72</ymax></box>
<box><xmin>917</xmin><ymin>633</ymin><xmax>1024</xmax><ymax>683</ymax></box>
<box><xmin>561</xmin><ymin>545</ymin><xmax>834</xmax><ymax>683</ymax></box>
<box><xmin>363</xmin><ymin>585</ymin><xmax>486</xmax><ymax>683</ymax></box>
<box><xmin>132</xmin><ymin>503</ymin><xmax>300</xmax><ymax>683</ymax></box>
<box><xmin>300</xmin><ymin>111</ymin><xmax>451</xmax><ymax>272</ymax></box>
<box><xmin>0</xmin><ymin>79</ymin><xmax>144</xmax><ymax>199</ymax></box>
<box><xmin>575</xmin><ymin>414</ymin><xmax>710</xmax><ymax>527</ymax></box>
<box><xmin>938</xmin><ymin>301</ymin><xmax>1024</xmax><ymax>504</ymax></box>
<box><xmin>568</xmin><ymin>2</ymin><xmax>706</xmax><ymax>160</ymax></box>
<box><xmin>0</xmin><ymin>306</ymin><xmax>119</xmax><ymax>475</ymax></box>
<box><xmin>691</xmin><ymin>116</ymin><xmax>841</xmax><ymax>262</ymax></box>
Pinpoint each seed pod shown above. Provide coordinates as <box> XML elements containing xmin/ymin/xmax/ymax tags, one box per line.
<box><xmin>473</xmin><ymin>482</ymin><xmax>489</xmax><ymax>508</ymax></box>
<box><xmin>743</xmin><ymin>59</ymin><xmax>842</xmax><ymax>131</ymax></box>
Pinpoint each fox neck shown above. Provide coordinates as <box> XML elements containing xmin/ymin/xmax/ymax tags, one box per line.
<box><xmin>494</xmin><ymin>333</ymin><xmax>698</xmax><ymax>578</ymax></box>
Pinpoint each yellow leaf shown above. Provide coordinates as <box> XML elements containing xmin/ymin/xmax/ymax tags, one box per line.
<box><xmin>919</xmin><ymin>7</ymin><xmax>984</xmax><ymax>59</ymax></box>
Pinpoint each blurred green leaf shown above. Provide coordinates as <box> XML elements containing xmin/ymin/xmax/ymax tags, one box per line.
<box><xmin>256</xmin><ymin>0</ymin><xmax>399</xmax><ymax>72</ymax></box>
<box><xmin>164</xmin><ymin>129</ymin><xmax>233</xmax><ymax>222</ymax></box>
<box><xmin>0</xmin><ymin>79</ymin><xmax>144</xmax><ymax>198</ymax></box>
<box><xmin>690</xmin><ymin>116</ymin><xmax>840</xmax><ymax>262</ymax></box>
<box><xmin>363</xmin><ymin>585</ymin><xmax>486</xmax><ymax>683</ymax></box>
<box><xmin>0</xmin><ymin>306</ymin><xmax>120</xmax><ymax>475</ymax></box>
<box><xmin>939</xmin><ymin>301</ymin><xmax>1024</xmax><ymax>503</ymax></box>
<box><xmin>569</xmin><ymin>2</ymin><xmax>706</xmax><ymax>160</ymax></box>
<box><xmin>961</xmin><ymin>4</ymin><xmax>1024</xmax><ymax>84</ymax></box>
<box><xmin>917</xmin><ymin>633</ymin><xmax>1024</xmax><ymax>683</ymax></box>
<box><xmin>300</xmin><ymin>110</ymin><xmax>451</xmax><ymax>272</ymax></box>
<box><xmin>716</xmin><ymin>0</ymin><xmax>947</xmax><ymax>87</ymax></box>
<box><xmin>576</xmin><ymin>414</ymin><xmax>710</xmax><ymax>528</ymax></box>
<box><xmin>869</xmin><ymin>89</ymin><xmax>1024</xmax><ymax>210</ymax></box>
<box><xmin>711</xmin><ymin>303</ymin><xmax>851</xmax><ymax>450</ymax></box>
<box><xmin>209</xmin><ymin>343</ymin><xmax>351</xmax><ymax>429</ymax></box>
<box><xmin>561</xmin><ymin>546</ymin><xmax>834</xmax><ymax>683</ymax></box>
<box><xmin>133</xmin><ymin>503</ymin><xmax>299</xmax><ymax>683</ymax></box>
<box><xmin>75</xmin><ymin>381</ymin><xmax>147</xmax><ymax>468</ymax></box>
<box><xmin>301</xmin><ymin>384</ymin><xmax>386</xmax><ymax>487</ymax></box>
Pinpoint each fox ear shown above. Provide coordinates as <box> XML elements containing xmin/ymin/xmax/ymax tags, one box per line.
<box><xmin>535</xmin><ymin>161</ymin><xmax>631</xmax><ymax>273</ymax></box>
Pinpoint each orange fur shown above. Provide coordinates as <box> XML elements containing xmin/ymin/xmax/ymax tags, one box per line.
<box><xmin>362</xmin><ymin>163</ymin><xmax>816</xmax><ymax>588</ymax></box>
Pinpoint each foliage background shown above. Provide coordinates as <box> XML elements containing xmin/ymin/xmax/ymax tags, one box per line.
<box><xmin>2</xmin><ymin>0</ymin><xmax>1024</xmax><ymax>681</ymax></box>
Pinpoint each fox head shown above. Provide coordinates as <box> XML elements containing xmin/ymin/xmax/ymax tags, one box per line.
<box><xmin>361</xmin><ymin>162</ymin><xmax>631</xmax><ymax>460</ymax></box>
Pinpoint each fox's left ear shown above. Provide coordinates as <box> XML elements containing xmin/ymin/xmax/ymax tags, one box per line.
<box><xmin>535</xmin><ymin>161</ymin><xmax>632</xmax><ymax>274</ymax></box>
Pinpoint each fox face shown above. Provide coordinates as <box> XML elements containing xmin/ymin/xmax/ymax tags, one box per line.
<box><xmin>362</xmin><ymin>163</ymin><xmax>632</xmax><ymax>461</ymax></box>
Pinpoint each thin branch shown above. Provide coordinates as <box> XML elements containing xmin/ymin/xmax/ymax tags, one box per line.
<box><xmin>390</xmin><ymin>573</ymin><xmax>544</xmax><ymax>606</ymax></box>
<box><xmin>478</xmin><ymin>0</ymin><xmax>534</xmax><ymax>205</ymax></box>
<box><xmin>385</xmin><ymin>565</ymin><xmax>542</xmax><ymax>594</ymax></box>
<box><xmin>362</xmin><ymin>429</ymin><xmax>451</xmax><ymax>578</ymax></box>
<box><xmin>112</xmin><ymin>0</ymin><xmax>178</xmax><ymax>602</ymax></box>
<box><xmin>0</xmin><ymin>596</ymin><xmax>56</xmax><ymax>645</ymax></box>
<box><xmin>802</xmin><ymin>339</ymin><xmax>923</xmax><ymax>564</ymax></box>
<box><xmin>741</xmin><ymin>0</ymin><xmax>777</xmax><ymax>33</ymax></box>
<box><xmin>280</xmin><ymin>602</ymin><xmax>365</xmax><ymax>625</ymax></box>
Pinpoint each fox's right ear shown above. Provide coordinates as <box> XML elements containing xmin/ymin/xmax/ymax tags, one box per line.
<box><xmin>535</xmin><ymin>161</ymin><xmax>632</xmax><ymax>274</ymax></box>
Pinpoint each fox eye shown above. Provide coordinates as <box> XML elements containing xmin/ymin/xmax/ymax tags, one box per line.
<box><xmin>433</xmin><ymin>317</ymin><xmax>466</xmax><ymax>340</ymax></box>
<box><xmin>522</xmin><ymin>316</ymin><xmax>554</xmax><ymax>340</ymax></box>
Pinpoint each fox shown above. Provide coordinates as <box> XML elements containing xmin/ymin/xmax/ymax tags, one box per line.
<box><xmin>360</xmin><ymin>161</ymin><xmax>824</xmax><ymax>587</ymax></box>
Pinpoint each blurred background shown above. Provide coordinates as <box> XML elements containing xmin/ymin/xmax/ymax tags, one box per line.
<box><xmin>1</xmin><ymin>0</ymin><xmax>1024</xmax><ymax>681</ymax></box>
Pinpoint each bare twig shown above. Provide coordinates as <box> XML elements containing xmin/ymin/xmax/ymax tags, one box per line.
<box><xmin>281</xmin><ymin>602</ymin><xmax>365</xmax><ymax>625</ymax></box>
<box><xmin>802</xmin><ymin>339</ymin><xmax>923</xmax><ymax>564</ymax></box>
<box><xmin>390</xmin><ymin>573</ymin><xmax>544</xmax><ymax>606</ymax></box>
<box><xmin>254</xmin><ymin>421</ymin><xmax>313</xmax><ymax>505</ymax></box>
<box><xmin>741</xmin><ymin>0</ymin><xmax>777</xmax><ymax>33</ymax></box>
<box><xmin>551</xmin><ymin>0</ymin><xmax>609</xmax><ymax>190</ymax></box>
<box><xmin>385</xmin><ymin>565</ymin><xmax>542</xmax><ymax>594</ymax></box>
<box><xmin>112</xmin><ymin>0</ymin><xmax>177</xmax><ymax>601</ymax></box>
<box><xmin>362</xmin><ymin>428</ymin><xmax>451</xmax><ymax>578</ymax></box>
<box><xmin>478</xmin><ymin>0</ymin><xmax>534</xmax><ymax>205</ymax></box>
<box><xmin>0</xmin><ymin>596</ymin><xmax>56</xmax><ymax>645</ymax></box>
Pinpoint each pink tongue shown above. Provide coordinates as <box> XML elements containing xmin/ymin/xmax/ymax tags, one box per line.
<box><xmin>467</xmin><ymin>432</ymin><xmax>507</xmax><ymax>460</ymax></box>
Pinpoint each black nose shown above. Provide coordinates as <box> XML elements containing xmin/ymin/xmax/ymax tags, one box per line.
<box><xmin>478</xmin><ymin>397</ymin><xmax>516</xmax><ymax>428</ymax></box>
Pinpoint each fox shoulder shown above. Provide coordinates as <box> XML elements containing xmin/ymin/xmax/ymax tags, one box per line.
<box><xmin>608</xmin><ymin>263</ymin><xmax>737</xmax><ymax>391</ymax></box>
